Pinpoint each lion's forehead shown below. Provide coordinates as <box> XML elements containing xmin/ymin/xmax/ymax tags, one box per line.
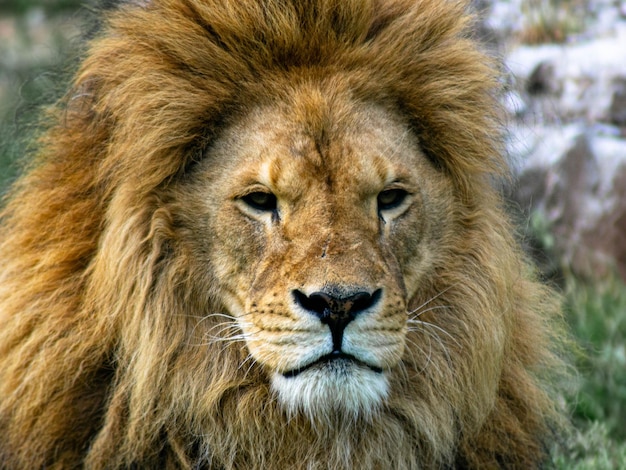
<box><xmin>224</xmin><ymin>100</ymin><xmax>423</xmax><ymax>199</ymax></box>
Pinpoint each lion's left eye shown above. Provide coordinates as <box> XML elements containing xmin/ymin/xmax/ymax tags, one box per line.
<box><xmin>377</xmin><ymin>188</ymin><xmax>408</xmax><ymax>212</ymax></box>
<box><xmin>241</xmin><ymin>191</ymin><xmax>278</xmax><ymax>212</ymax></box>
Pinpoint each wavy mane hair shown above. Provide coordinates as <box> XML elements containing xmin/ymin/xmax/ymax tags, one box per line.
<box><xmin>0</xmin><ymin>0</ymin><xmax>567</xmax><ymax>468</ymax></box>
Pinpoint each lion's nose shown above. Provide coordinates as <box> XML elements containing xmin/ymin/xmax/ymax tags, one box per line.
<box><xmin>292</xmin><ymin>288</ymin><xmax>382</xmax><ymax>352</ymax></box>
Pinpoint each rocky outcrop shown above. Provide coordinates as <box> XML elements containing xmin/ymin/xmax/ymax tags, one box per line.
<box><xmin>511</xmin><ymin>127</ymin><xmax>626</xmax><ymax>280</ymax></box>
<box><xmin>488</xmin><ymin>1</ymin><xmax>626</xmax><ymax>281</ymax></box>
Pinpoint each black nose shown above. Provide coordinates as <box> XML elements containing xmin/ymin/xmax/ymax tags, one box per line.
<box><xmin>293</xmin><ymin>288</ymin><xmax>382</xmax><ymax>352</ymax></box>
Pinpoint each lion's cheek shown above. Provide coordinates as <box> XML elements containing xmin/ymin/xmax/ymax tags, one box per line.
<box><xmin>342</xmin><ymin>322</ymin><xmax>407</xmax><ymax>369</ymax></box>
<box><xmin>208</xmin><ymin>218</ymin><xmax>266</xmax><ymax>292</ymax></box>
<box><xmin>389</xmin><ymin>198</ymin><xmax>456</xmax><ymax>299</ymax></box>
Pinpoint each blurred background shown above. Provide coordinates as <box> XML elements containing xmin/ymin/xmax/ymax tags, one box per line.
<box><xmin>1</xmin><ymin>0</ymin><xmax>625</xmax><ymax>467</ymax></box>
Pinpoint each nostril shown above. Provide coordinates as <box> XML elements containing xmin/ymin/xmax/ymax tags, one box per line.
<box><xmin>293</xmin><ymin>290</ymin><xmax>334</xmax><ymax>317</ymax></box>
<box><xmin>292</xmin><ymin>288</ymin><xmax>383</xmax><ymax>320</ymax></box>
<box><xmin>348</xmin><ymin>289</ymin><xmax>382</xmax><ymax>315</ymax></box>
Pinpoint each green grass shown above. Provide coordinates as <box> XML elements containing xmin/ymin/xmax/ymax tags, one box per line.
<box><xmin>544</xmin><ymin>273</ymin><xmax>626</xmax><ymax>468</ymax></box>
<box><xmin>567</xmin><ymin>276</ymin><xmax>626</xmax><ymax>437</ymax></box>
<box><xmin>552</xmin><ymin>422</ymin><xmax>626</xmax><ymax>469</ymax></box>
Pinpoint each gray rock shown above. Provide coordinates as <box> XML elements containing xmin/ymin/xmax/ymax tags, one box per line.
<box><xmin>511</xmin><ymin>127</ymin><xmax>626</xmax><ymax>281</ymax></box>
<box><xmin>609</xmin><ymin>77</ymin><xmax>626</xmax><ymax>127</ymax></box>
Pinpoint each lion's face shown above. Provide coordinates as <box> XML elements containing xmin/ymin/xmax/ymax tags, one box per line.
<box><xmin>180</xmin><ymin>89</ymin><xmax>455</xmax><ymax>419</ymax></box>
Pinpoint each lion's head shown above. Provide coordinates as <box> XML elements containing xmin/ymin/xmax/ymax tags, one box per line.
<box><xmin>185</xmin><ymin>99</ymin><xmax>452</xmax><ymax>420</ymax></box>
<box><xmin>0</xmin><ymin>0</ymin><xmax>567</xmax><ymax>468</ymax></box>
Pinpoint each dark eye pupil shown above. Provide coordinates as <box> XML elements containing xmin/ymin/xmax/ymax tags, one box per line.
<box><xmin>242</xmin><ymin>192</ymin><xmax>277</xmax><ymax>212</ymax></box>
<box><xmin>377</xmin><ymin>189</ymin><xmax>407</xmax><ymax>211</ymax></box>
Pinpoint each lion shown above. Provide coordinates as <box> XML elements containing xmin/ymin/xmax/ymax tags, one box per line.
<box><xmin>0</xmin><ymin>0</ymin><xmax>567</xmax><ymax>468</ymax></box>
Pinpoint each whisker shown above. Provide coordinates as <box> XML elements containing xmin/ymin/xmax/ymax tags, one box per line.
<box><xmin>402</xmin><ymin>335</ymin><xmax>437</xmax><ymax>377</ymax></box>
<box><xmin>406</xmin><ymin>283</ymin><xmax>458</xmax><ymax>317</ymax></box>
<box><xmin>188</xmin><ymin>312</ymin><xmax>236</xmax><ymax>340</ymax></box>
<box><xmin>198</xmin><ymin>323</ymin><xmax>255</xmax><ymax>345</ymax></box>
<box><xmin>181</xmin><ymin>312</ymin><xmax>238</xmax><ymax>321</ymax></box>
<box><xmin>407</xmin><ymin>305</ymin><xmax>451</xmax><ymax>319</ymax></box>
<box><xmin>409</xmin><ymin>320</ymin><xmax>458</xmax><ymax>366</ymax></box>
<box><xmin>238</xmin><ymin>353</ymin><xmax>258</xmax><ymax>379</ymax></box>
<box><xmin>184</xmin><ymin>311</ymin><xmax>258</xmax><ymax>349</ymax></box>
<box><xmin>195</xmin><ymin>334</ymin><xmax>248</xmax><ymax>346</ymax></box>
<box><xmin>409</xmin><ymin>319</ymin><xmax>460</xmax><ymax>347</ymax></box>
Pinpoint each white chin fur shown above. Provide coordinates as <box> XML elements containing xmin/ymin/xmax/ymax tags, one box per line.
<box><xmin>271</xmin><ymin>360</ymin><xmax>389</xmax><ymax>422</ymax></box>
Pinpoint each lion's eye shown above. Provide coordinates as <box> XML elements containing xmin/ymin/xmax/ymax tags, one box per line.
<box><xmin>377</xmin><ymin>188</ymin><xmax>408</xmax><ymax>212</ymax></box>
<box><xmin>241</xmin><ymin>191</ymin><xmax>278</xmax><ymax>212</ymax></box>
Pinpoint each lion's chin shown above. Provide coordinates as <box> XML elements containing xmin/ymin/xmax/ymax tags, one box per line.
<box><xmin>271</xmin><ymin>357</ymin><xmax>389</xmax><ymax>422</ymax></box>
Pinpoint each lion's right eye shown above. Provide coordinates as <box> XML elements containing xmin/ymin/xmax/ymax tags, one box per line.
<box><xmin>377</xmin><ymin>188</ymin><xmax>408</xmax><ymax>212</ymax></box>
<box><xmin>241</xmin><ymin>191</ymin><xmax>278</xmax><ymax>212</ymax></box>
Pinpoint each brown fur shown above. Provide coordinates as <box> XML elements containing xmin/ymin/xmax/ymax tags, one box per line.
<box><xmin>0</xmin><ymin>0</ymin><xmax>567</xmax><ymax>468</ymax></box>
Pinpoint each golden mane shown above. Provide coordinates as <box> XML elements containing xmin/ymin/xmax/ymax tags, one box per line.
<box><xmin>0</xmin><ymin>0</ymin><xmax>567</xmax><ymax>468</ymax></box>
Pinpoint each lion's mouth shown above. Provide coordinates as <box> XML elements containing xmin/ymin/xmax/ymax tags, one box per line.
<box><xmin>282</xmin><ymin>351</ymin><xmax>383</xmax><ymax>378</ymax></box>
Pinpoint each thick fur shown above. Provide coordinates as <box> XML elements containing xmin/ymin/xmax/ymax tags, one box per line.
<box><xmin>0</xmin><ymin>0</ymin><xmax>567</xmax><ymax>468</ymax></box>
